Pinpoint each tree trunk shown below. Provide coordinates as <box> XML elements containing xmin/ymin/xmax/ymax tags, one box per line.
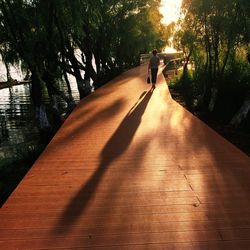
<box><xmin>230</xmin><ymin>94</ymin><xmax>250</xmax><ymax>127</ymax></box>
<box><xmin>37</xmin><ymin>105</ymin><xmax>50</xmax><ymax>130</ymax></box>
<box><xmin>183</xmin><ymin>52</ymin><xmax>191</xmax><ymax>76</ymax></box>
<box><xmin>53</xmin><ymin>15</ymin><xmax>75</xmax><ymax>107</ymax></box>
<box><xmin>63</xmin><ymin>69</ymin><xmax>74</xmax><ymax>101</ymax></box>
<box><xmin>31</xmin><ymin>71</ymin><xmax>50</xmax><ymax>129</ymax></box>
<box><xmin>94</xmin><ymin>52</ymin><xmax>101</xmax><ymax>77</ymax></box>
<box><xmin>81</xmin><ymin>51</ymin><xmax>93</xmax><ymax>94</ymax></box>
<box><xmin>201</xmin><ymin>42</ymin><xmax>213</xmax><ymax>109</ymax></box>
<box><xmin>43</xmin><ymin>70</ymin><xmax>75</xmax><ymax>111</ymax></box>
<box><xmin>31</xmin><ymin>71</ymin><xmax>42</xmax><ymax>107</ymax></box>
<box><xmin>66</xmin><ymin>42</ymin><xmax>87</xmax><ymax>99</ymax></box>
<box><xmin>42</xmin><ymin>71</ymin><xmax>61</xmax><ymax>124</ymax></box>
<box><xmin>77</xmin><ymin>30</ymin><xmax>97</xmax><ymax>91</ymax></box>
<box><xmin>220</xmin><ymin>41</ymin><xmax>231</xmax><ymax>77</ymax></box>
<box><xmin>4</xmin><ymin>61</ymin><xmax>12</xmax><ymax>81</ymax></box>
<box><xmin>24</xmin><ymin>70</ymin><xmax>31</xmax><ymax>81</ymax></box>
<box><xmin>208</xmin><ymin>87</ymin><xmax>218</xmax><ymax>112</ymax></box>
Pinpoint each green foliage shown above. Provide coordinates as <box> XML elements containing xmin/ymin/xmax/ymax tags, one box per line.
<box><xmin>178</xmin><ymin>0</ymin><xmax>250</xmax><ymax>81</ymax></box>
<box><xmin>0</xmin><ymin>0</ymin><xmax>169</xmax><ymax>95</ymax></box>
<box><xmin>169</xmin><ymin>69</ymin><xmax>195</xmax><ymax>109</ymax></box>
<box><xmin>168</xmin><ymin>72</ymin><xmax>183</xmax><ymax>90</ymax></box>
<box><xmin>174</xmin><ymin>0</ymin><xmax>250</xmax><ymax>125</ymax></box>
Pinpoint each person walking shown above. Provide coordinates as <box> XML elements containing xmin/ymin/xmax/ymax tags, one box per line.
<box><xmin>148</xmin><ymin>49</ymin><xmax>160</xmax><ymax>89</ymax></box>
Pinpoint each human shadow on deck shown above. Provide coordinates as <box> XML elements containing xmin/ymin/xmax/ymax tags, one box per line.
<box><xmin>54</xmin><ymin>88</ymin><xmax>153</xmax><ymax>232</ymax></box>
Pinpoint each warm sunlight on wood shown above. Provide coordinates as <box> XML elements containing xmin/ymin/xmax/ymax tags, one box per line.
<box><xmin>160</xmin><ymin>0</ymin><xmax>183</xmax><ymax>25</ymax></box>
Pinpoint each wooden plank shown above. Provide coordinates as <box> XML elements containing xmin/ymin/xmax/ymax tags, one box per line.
<box><xmin>0</xmin><ymin>65</ymin><xmax>249</xmax><ymax>249</ymax></box>
<box><xmin>0</xmin><ymin>230</ymin><xmax>222</xmax><ymax>249</ymax></box>
<box><xmin>1</xmin><ymin>219</ymin><xmax>250</xmax><ymax>240</ymax></box>
<box><xmin>1</xmin><ymin>211</ymin><xmax>250</xmax><ymax>231</ymax></box>
<box><xmin>96</xmin><ymin>241</ymin><xmax>250</xmax><ymax>250</ymax></box>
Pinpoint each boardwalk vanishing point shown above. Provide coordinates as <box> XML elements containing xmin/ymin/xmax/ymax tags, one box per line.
<box><xmin>0</xmin><ymin>64</ymin><xmax>250</xmax><ymax>249</ymax></box>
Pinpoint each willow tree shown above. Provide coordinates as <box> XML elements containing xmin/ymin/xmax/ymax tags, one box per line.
<box><xmin>0</xmin><ymin>2</ymin><xmax>22</xmax><ymax>82</ymax></box>
<box><xmin>229</xmin><ymin>0</ymin><xmax>250</xmax><ymax>127</ymax></box>
<box><xmin>178</xmin><ymin>0</ymin><xmax>248</xmax><ymax>113</ymax></box>
<box><xmin>0</xmin><ymin>0</ymin><xmax>47</xmax><ymax>128</ymax></box>
<box><xmin>0</xmin><ymin>44</ymin><xmax>12</xmax><ymax>81</ymax></box>
<box><xmin>0</xmin><ymin>0</ymin><xmax>169</xmax><ymax>131</ymax></box>
<box><xmin>0</xmin><ymin>0</ymin><xmax>74</xmax><ymax>129</ymax></box>
<box><xmin>50</xmin><ymin>0</ymin><xmax>97</xmax><ymax>98</ymax></box>
<box><xmin>70</xmin><ymin>0</ymin><xmax>168</xmax><ymax>89</ymax></box>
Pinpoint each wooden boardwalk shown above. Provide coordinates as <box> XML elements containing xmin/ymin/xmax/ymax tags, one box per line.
<box><xmin>0</xmin><ymin>65</ymin><xmax>250</xmax><ymax>249</ymax></box>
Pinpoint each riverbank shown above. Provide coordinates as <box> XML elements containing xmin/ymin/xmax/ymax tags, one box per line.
<box><xmin>0</xmin><ymin>144</ymin><xmax>44</xmax><ymax>206</ymax></box>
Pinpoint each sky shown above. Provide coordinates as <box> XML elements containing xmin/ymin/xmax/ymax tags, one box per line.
<box><xmin>159</xmin><ymin>0</ymin><xmax>183</xmax><ymax>25</ymax></box>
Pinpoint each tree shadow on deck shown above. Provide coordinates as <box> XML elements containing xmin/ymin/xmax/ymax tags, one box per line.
<box><xmin>54</xmin><ymin>88</ymin><xmax>153</xmax><ymax>233</ymax></box>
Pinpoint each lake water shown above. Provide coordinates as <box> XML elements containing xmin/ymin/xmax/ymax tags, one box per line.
<box><xmin>0</xmin><ymin>62</ymin><xmax>80</xmax><ymax>160</ymax></box>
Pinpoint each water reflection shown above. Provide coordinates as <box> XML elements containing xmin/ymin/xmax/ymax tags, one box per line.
<box><xmin>0</xmin><ymin>62</ymin><xmax>81</xmax><ymax>205</ymax></box>
<box><xmin>0</xmin><ymin>84</ymin><xmax>34</xmax><ymax>144</ymax></box>
<box><xmin>0</xmin><ymin>79</ymin><xmax>80</xmax><ymax>155</ymax></box>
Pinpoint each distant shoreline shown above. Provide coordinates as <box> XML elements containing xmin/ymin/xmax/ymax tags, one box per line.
<box><xmin>0</xmin><ymin>80</ymin><xmax>31</xmax><ymax>90</ymax></box>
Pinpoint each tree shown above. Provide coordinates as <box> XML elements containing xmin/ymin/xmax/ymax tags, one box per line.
<box><xmin>178</xmin><ymin>0</ymin><xmax>248</xmax><ymax>111</ymax></box>
<box><xmin>0</xmin><ymin>0</ymin><xmax>169</xmax><ymax>131</ymax></box>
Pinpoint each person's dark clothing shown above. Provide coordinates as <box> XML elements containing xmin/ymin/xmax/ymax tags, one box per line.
<box><xmin>149</xmin><ymin>55</ymin><xmax>160</xmax><ymax>85</ymax></box>
<box><xmin>151</xmin><ymin>68</ymin><xmax>158</xmax><ymax>84</ymax></box>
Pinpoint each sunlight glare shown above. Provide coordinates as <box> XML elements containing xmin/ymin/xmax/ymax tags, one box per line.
<box><xmin>160</xmin><ymin>0</ymin><xmax>183</xmax><ymax>25</ymax></box>
<box><xmin>163</xmin><ymin>47</ymin><xmax>178</xmax><ymax>53</ymax></box>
